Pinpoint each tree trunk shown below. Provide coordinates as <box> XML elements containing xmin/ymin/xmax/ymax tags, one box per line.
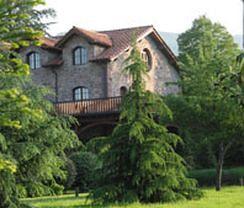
<box><xmin>240</xmin><ymin>177</ymin><xmax>243</xmax><ymax>186</ymax></box>
<box><xmin>216</xmin><ymin>142</ymin><xmax>225</xmax><ymax>191</ymax></box>
<box><xmin>75</xmin><ymin>187</ymin><xmax>79</xmax><ymax>197</ymax></box>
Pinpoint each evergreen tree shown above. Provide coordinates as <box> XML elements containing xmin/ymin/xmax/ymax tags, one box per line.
<box><xmin>90</xmin><ymin>43</ymin><xmax>201</xmax><ymax>204</ymax></box>
<box><xmin>0</xmin><ymin>80</ymin><xmax>80</xmax><ymax>198</ymax></box>
<box><xmin>0</xmin><ymin>0</ymin><xmax>79</xmax><ymax>207</ymax></box>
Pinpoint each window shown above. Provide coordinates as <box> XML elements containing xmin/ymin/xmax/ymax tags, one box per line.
<box><xmin>141</xmin><ymin>48</ymin><xmax>152</xmax><ymax>71</ymax></box>
<box><xmin>27</xmin><ymin>52</ymin><xmax>41</xmax><ymax>69</ymax></box>
<box><xmin>73</xmin><ymin>87</ymin><xmax>89</xmax><ymax>101</ymax></box>
<box><xmin>120</xmin><ymin>86</ymin><xmax>127</xmax><ymax>96</ymax></box>
<box><xmin>73</xmin><ymin>47</ymin><xmax>88</xmax><ymax>65</ymax></box>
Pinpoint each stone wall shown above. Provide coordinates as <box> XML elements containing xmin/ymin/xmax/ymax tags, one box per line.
<box><xmin>107</xmin><ymin>34</ymin><xmax>180</xmax><ymax>97</ymax></box>
<box><xmin>20</xmin><ymin>33</ymin><xmax>180</xmax><ymax>103</ymax></box>
<box><xmin>20</xmin><ymin>46</ymin><xmax>59</xmax><ymax>100</ymax></box>
<box><xmin>20</xmin><ymin>36</ymin><xmax>108</xmax><ymax>102</ymax></box>
<box><xmin>57</xmin><ymin>35</ymin><xmax>107</xmax><ymax>101</ymax></box>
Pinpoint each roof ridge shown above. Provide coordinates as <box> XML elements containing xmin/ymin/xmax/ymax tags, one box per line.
<box><xmin>99</xmin><ymin>25</ymin><xmax>153</xmax><ymax>33</ymax></box>
<box><xmin>74</xmin><ymin>26</ymin><xmax>106</xmax><ymax>35</ymax></box>
<box><xmin>56</xmin><ymin>26</ymin><xmax>112</xmax><ymax>47</ymax></box>
<box><xmin>41</xmin><ymin>36</ymin><xmax>58</xmax><ymax>41</ymax></box>
<box><xmin>74</xmin><ymin>26</ymin><xmax>115</xmax><ymax>41</ymax></box>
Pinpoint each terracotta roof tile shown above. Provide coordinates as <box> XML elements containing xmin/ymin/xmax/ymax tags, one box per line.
<box><xmin>75</xmin><ymin>27</ymin><xmax>112</xmax><ymax>47</ymax></box>
<box><xmin>42</xmin><ymin>25</ymin><xmax>177</xmax><ymax>67</ymax></box>
<box><xmin>56</xmin><ymin>27</ymin><xmax>112</xmax><ymax>47</ymax></box>
<box><xmin>40</xmin><ymin>37</ymin><xmax>62</xmax><ymax>52</ymax></box>
<box><xmin>40</xmin><ymin>37</ymin><xmax>59</xmax><ymax>47</ymax></box>
<box><xmin>92</xmin><ymin>26</ymin><xmax>153</xmax><ymax>61</ymax></box>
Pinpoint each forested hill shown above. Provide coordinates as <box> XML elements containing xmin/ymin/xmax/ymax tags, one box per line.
<box><xmin>159</xmin><ymin>32</ymin><xmax>242</xmax><ymax>55</ymax></box>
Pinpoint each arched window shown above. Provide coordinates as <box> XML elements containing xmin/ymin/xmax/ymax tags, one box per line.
<box><xmin>141</xmin><ymin>48</ymin><xmax>152</xmax><ymax>71</ymax></box>
<box><xmin>120</xmin><ymin>86</ymin><xmax>127</xmax><ymax>96</ymax></box>
<box><xmin>73</xmin><ymin>47</ymin><xmax>88</xmax><ymax>65</ymax></box>
<box><xmin>73</xmin><ymin>87</ymin><xmax>89</xmax><ymax>101</ymax></box>
<box><xmin>27</xmin><ymin>52</ymin><xmax>41</xmax><ymax>69</ymax></box>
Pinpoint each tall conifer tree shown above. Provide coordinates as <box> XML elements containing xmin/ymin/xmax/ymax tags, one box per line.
<box><xmin>91</xmin><ymin>43</ymin><xmax>201</xmax><ymax>204</ymax></box>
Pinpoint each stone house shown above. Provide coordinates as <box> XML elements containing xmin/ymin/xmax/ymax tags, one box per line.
<box><xmin>20</xmin><ymin>25</ymin><xmax>179</xmax><ymax>138</ymax></box>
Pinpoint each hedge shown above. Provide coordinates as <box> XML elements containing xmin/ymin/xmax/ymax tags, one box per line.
<box><xmin>189</xmin><ymin>167</ymin><xmax>244</xmax><ymax>186</ymax></box>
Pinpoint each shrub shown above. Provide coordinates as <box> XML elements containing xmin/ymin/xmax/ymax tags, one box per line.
<box><xmin>64</xmin><ymin>158</ymin><xmax>77</xmax><ymax>190</ymax></box>
<box><xmin>26</xmin><ymin>182</ymin><xmax>50</xmax><ymax>197</ymax></box>
<box><xmin>25</xmin><ymin>181</ymin><xmax>64</xmax><ymax>197</ymax></box>
<box><xmin>16</xmin><ymin>184</ymin><xmax>27</xmax><ymax>198</ymax></box>
<box><xmin>50</xmin><ymin>183</ymin><xmax>64</xmax><ymax>195</ymax></box>
<box><xmin>189</xmin><ymin>167</ymin><xmax>244</xmax><ymax>186</ymax></box>
<box><xmin>69</xmin><ymin>151</ymin><xmax>101</xmax><ymax>193</ymax></box>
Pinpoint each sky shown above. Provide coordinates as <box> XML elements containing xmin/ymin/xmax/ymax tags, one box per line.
<box><xmin>43</xmin><ymin>0</ymin><xmax>243</xmax><ymax>36</ymax></box>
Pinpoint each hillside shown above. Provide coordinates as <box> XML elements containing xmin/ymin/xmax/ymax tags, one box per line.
<box><xmin>159</xmin><ymin>32</ymin><xmax>242</xmax><ymax>55</ymax></box>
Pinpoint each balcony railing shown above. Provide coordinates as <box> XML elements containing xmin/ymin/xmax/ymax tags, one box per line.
<box><xmin>55</xmin><ymin>96</ymin><xmax>122</xmax><ymax>115</ymax></box>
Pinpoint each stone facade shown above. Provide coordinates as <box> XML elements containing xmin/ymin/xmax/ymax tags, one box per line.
<box><xmin>54</xmin><ymin>35</ymin><xmax>108</xmax><ymax>101</ymax></box>
<box><xmin>107</xmin><ymin>35</ymin><xmax>180</xmax><ymax>97</ymax></box>
<box><xmin>20</xmin><ymin>46</ymin><xmax>57</xmax><ymax>88</ymax></box>
<box><xmin>20</xmin><ymin>26</ymin><xmax>180</xmax><ymax>103</ymax></box>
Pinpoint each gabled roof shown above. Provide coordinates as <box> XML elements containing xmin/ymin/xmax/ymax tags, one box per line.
<box><xmin>92</xmin><ymin>25</ymin><xmax>177</xmax><ymax>67</ymax></box>
<box><xmin>41</xmin><ymin>25</ymin><xmax>178</xmax><ymax>68</ymax></box>
<box><xmin>56</xmin><ymin>27</ymin><xmax>112</xmax><ymax>48</ymax></box>
<box><xmin>40</xmin><ymin>37</ymin><xmax>61</xmax><ymax>52</ymax></box>
<box><xmin>40</xmin><ymin>37</ymin><xmax>58</xmax><ymax>47</ymax></box>
<box><xmin>92</xmin><ymin>25</ymin><xmax>154</xmax><ymax>61</ymax></box>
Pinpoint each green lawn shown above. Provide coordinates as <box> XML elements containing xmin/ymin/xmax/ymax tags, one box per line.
<box><xmin>22</xmin><ymin>186</ymin><xmax>244</xmax><ymax>208</ymax></box>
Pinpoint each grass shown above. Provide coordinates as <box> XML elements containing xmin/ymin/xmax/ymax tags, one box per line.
<box><xmin>22</xmin><ymin>186</ymin><xmax>244</xmax><ymax>208</ymax></box>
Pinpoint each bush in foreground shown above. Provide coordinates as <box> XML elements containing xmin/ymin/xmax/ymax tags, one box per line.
<box><xmin>70</xmin><ymin>151</ymin><xmax>101</xmax><ymax>193</ymax></box>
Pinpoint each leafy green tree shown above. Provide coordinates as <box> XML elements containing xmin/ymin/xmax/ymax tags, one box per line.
<box><xmin>90</xmin><ymin>43</ymin><xmax>201</xmax><ymax>204</ymax></box>
<box><xmin>1</xmin><ymin>81</ymin><xmax>79</xmax><ymax>197</ymax></box>
<box><xmin>178</xmin><ymin>16</ymin><xmax>239</xmax><ymax>77</ymax></box>
<box><xmin>170</xmin><ymin>16</ymin><xmax>243</xmax><ymax>191</ymax></box>
<box><xmin>0</xmin><ymin>0</ymin><xmax>79</xmax><ymax>207</ymax></box>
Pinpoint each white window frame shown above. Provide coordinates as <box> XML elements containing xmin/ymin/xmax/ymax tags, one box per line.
<box><xmin>73</xmin><ymin>47</ymin><xmax>88</xmax><ymax>65</ymax></box>
<box><xmin>27</xmin><ymin>52</ymin><xmax>41</xmax><ymax>69</ymax></box>
<box><xmin>73</xmin><ymin>87</ymin><xmax>89</xmax><ymax>101</ymax></box>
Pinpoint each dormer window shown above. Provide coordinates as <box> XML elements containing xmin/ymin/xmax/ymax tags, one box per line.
<box><xmin>141</xmin><ymin>48</ymin><xmax>152</xmax><ymax>71</ymax></box>
<box><xmin>73</xmin><ymin>47</ymin><xmax>88</xmax><ymax>65</ymax></box>
<box><xmin>73</xmin><ymin>86</ymin><xmax>89</xmax><ymax>101</ymax></box>
<box><xmin>27</xmin><ymin>52</ymin><xmax>41</xmax><ymax>69</ymax></box>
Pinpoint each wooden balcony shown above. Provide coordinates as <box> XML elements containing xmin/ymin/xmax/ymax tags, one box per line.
<box><xmin>55</xmin><ymin>96</ymin><xmax>122</xmax><ymax>115</ymax></box>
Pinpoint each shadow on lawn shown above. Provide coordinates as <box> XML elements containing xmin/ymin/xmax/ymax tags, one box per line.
<box><xmin>23</xmin><ymin>196</ymin><xmax>80</xmax><ymax>204</ymax></box>
<box><xmin>23</xmin><ymin>195</ymin><xmax>109</xmax><ymax>208</ymax></box>
<box><xmin>36</xmin><ymin>206</ymin><xmax>105</xmax><ymax>208</ymax></box>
